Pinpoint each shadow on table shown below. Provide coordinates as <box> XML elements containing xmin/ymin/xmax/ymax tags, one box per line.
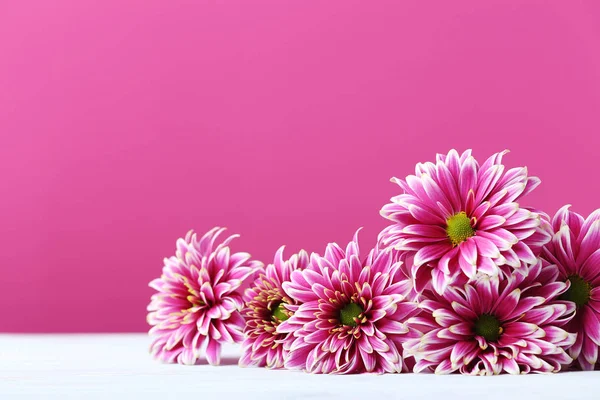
<box><xmin>196</xmin><ymin>356</ymin><xmax>238</xmax><ymax>366</ymax></box>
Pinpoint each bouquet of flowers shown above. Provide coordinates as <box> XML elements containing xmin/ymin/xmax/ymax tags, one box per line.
<box><xmin>147</xmin><ymin>149</ymin><xmax>600</xmax><ymax>375</ymax></box>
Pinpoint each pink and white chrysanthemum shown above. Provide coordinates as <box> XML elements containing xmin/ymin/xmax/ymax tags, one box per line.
<box><xmin>541</xmin><ymin>205</ymin><xmax>600</xmax><ymax>370</ymax></box>
<box><xmin>278</xmin><ymin>230</ymin><xmax>420</xmax><ymax>374</ymax></box>
<box><xmin>379</xmin><ymin>149</ymin><xmax>551</xmax><ymax>294</ymax></box>
<box><xmin>404</xmin><ymin>260</ymin><xmax>576</xmax><ymax>375</ymax></box>
<box><xmin>240</xmin><ymin>246</ymin><xmax>309</xmax><ymax>368</ymax></box>
<box><xmin>147</xmin><ymin>228</ymin><xmax>262</xmax><ymax>365</ymax></box>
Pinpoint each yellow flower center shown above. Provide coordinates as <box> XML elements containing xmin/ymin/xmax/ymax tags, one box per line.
<box><xmin>271</xmin><ymin>302</ymin><xmax>290</xmax><ymax>322</ymax></box>
<box><xmin>474</xmin><ymin>314</ymin><xmax>503</xmax><ymax>342</ymax></box>
<box><xmin>560</xmin><ymin>275</ymin><xmax>592</xmax><ymax>308</ymax></box>
<box><xmin>446</xmin><ymin>212</ymin><xmax>475</xmax><ymax>246</ymax></box>
<box><xmin>339</xmin><ymin>302</ymin><xmax>364</xmax><ymax>327</ymax></box>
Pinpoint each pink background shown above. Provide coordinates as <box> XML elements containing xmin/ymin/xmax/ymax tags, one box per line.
<box><xmin>2</xmin><ymin>0</ymin><xmax>600</xmax><ymax>332</ymax></box>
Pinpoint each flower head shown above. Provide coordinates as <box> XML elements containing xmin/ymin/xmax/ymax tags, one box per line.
<box><xmin>404</xmin><ymin>260</ymin><xmax>576</xmax><ymax>375</ymax></box>
<box><xmin>541</xmin><ymin>206</ymin><xmax>600</xmax><ymax>370</ymax></box>
<box><xmin>279</xmin><ymin>230</ymin><xmax>420</xmax><ymax>374</ymax></box>
<box><xmin>379</xmin><ymin>149</ymin><xmax>551</xmax><ymax>294</ymax></box>
<box><xmin>240</xmin><ymin>246</ymin><xmax>309</xmax><ymax>368</ymax></box>
<box><xmin>147</xmin><ymin>228</ymin><xmax>262</xmax><ymax>365</ymax></box>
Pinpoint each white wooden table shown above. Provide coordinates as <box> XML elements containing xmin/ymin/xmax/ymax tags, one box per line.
<box><xmin>1</xmin><ymin>334</ymin><xmax>598</xmax><ymax>399</ymax></box>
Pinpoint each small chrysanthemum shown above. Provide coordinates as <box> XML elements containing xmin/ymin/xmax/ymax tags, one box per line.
<box><xmin>404</xmin><ymin>260</ymin><xmax>576</xmax><ymax>375</ymax></box>
<box><xmin>147</xmin><ymin>228</ymin><xmax>262</xmax><ymax>365</ymax></box>
<box><xmin>240</xmin><ymin>246</ymin><xmax>310</xmax><ymax>368</ymax></box>
<box><xmin>379</xmin><ymin>149</ymin><xmax>551</xmax><ymax>294</ymax></box>
<box><xmin>278</xmin><ymin>230</ymin><xmax>420</xmax><ymax>374</ymax></box>
<box><xmin>541</xmin><ymin>205</ymin><xmax>600</xmax><ymax>370</ymax></box>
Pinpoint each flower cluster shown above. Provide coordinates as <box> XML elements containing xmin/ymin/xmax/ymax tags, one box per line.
<box><xmin>148</xmin><ymin>149</ymin><xmax>600</xmax><ymax>374</ymax></box>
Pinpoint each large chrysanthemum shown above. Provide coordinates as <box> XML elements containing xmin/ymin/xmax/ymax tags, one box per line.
<box><xmin>541</xmin><ymin>205</ymin><xmax>600</xmax><ymax>370</ymax></box>
<box><xmin>379</xmin><ymin>149</ymin><xmax>551</xmax><ymax>294</ymax></box>
<box><xmin>240</xmin><ymin>246</ymin><xmax>309</xmax><ymax>368</ymax></box>
<box><xmin>278</xmin><ymin>230</ymin><xmax>420</xmax><ymax>374</ymax></box>
<box><xmin>147</xmin><ymin>228</ymin><xmax>262</xmax><ymax>365</ymax></box>
<box><xmin>404</xmin><ymin>261</ymin><xmax>576</xmax><ymax>375</ymax></box>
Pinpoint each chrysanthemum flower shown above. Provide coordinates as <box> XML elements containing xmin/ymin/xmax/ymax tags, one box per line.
<box><xmin>541</xmin><ymin>205</ymin><xmax>600</xmax><ymax>370</ymax></box>
<box><xmin>147</xmin><ymin>228</ymin><xmax>262</xmax><ymax>365</ymax></box>
<box><xmin>278</xmin><ymin>230</ymin><xmax>420</xmax><ymax>374</ymax></box>
<box><xmin>240</xmin><ymin>246</ymin><xmax>309</xmax><ymax>368</ymax></box>
<box><xmin>379</xmin><ymin>149</ymin><xmax>551</xmax><ymax>294</ymax></box>
<box><xmin>404</xmin><ymin>260</ymin><xmax>576</xmax><ymax>375</ymax></box>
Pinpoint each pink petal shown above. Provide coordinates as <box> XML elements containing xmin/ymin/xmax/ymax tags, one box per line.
<box><xmin>509</xmin><ymin>296</ymin><xmax>546</xmax><ymax>319</ymax></box>
<box><xmin>512</xmin><ymin>242</ymin><xmax>538</xmax><ymax>265</ymax></box>
<box><xmin>205</xmin><ymin>339</ymin><xmax>221</xmax><ymax>365</ymax></box>
<box><xmin>502</xmin><ymin>357</ymin><xmax>520</xmax><ymax>374</ymax></box>
<box><xmin>360</xmin><ymin>348</ymin><xmax>377</xmax><ymax>372</ymax></box>
<box><xmin>432</xmin><ymin>308</ymin><xmax>461</xmax><ymax>327</ymax></box>
<box><xmin>522</xmin><ymin>176</ymin><xmax>541</xmax><ymax>197</ymax></box>
<box><xmin>581</xmin><ymin>336</ymin><xmax>599</xmax><ymax>367</ymax></box>
<box><xmin>478</xmin><ymin>215</ymin><xmax>506</xmax><ymax>231</ymax></box>
<box><xmin>478</xmin><ymin>256</ymin><xmax>499</xmax><ymax>275</ymax></box>
<box><xmin>472</xmin><ymin>236</ymin><xmax>501</xmax><ymax>258</ymax></box>
<box><xmin>472</xmin><ymin>201</ymin><xmax>492</xmax><ymax>220</ymax></box>
<box><xmin>451</xmin><ymin>300</ymin><xmax>478</xmax><ymax>320</ymax></box>
<box><xmin>407</xmin><ymin>203</ymin><xmax>446</xmax><ymax>225</ymax></box>
<box><xmin>414</xmin><ymin>243</ymin><xmax>452</xmax><ymax>266</ymax></box>
<box><xmin>458</xmin><ymin>248</ymin><xmax>476</xmax><ymax>278</ymax></box>
<box><xmin>434</xmin><ymin>358</ymin><xmax>455</xmax><ymax>374</ymax></box>
<box><xmin>580</xmin><ymin>249</ymin><xmax>600</xmax><ymax>283</ymax></box>
<box><xmin>450</xmin><ymin>340</ymin><xmax>478</xmax><ymax>366</ymax></box>
<box><xmin>431</xmin><ymin>268</ymin><xmax>449</xmax><ymax>294</ymax></box>
<box><xmin>421</xmin><ymin>173</ymin><xmax>454</xmax><ymax>217</ymax></box>
<box><xmin>403</xmin><ymin>224</ymin><xmax>448</xmax><ymax>238</ymax></box>
<box><xmin>458</xmin><ymin>156</ymin><xmax>477</xmax><ymax>202</ymax></box>
<box><xmin>583</xmin><ymin>307</ymin><xmax>600</xmax><ymax>346</ymax></box>
<box><xmin>494</xmin><ymin>288</ymin><xmax>520</xmax><ymax>320</ymax></box>
<box><xmin>543</xmin><ymin>326</ymin><xmax>572</xmax><ymax>344</ymax></box>
<box><xmin>436</xmin><ymin>162</ymin><xmax>461</xmax><ymax>212</ymax></box>
<box><xmin>480</xmin><ymin>228</ymin><xmax>518</xmax><ymax>248</ymax></box>
<box><xmin>413</xmin><ymin>263</ymin><xmax>432</xmax><ymax>293</ymax></box>
<box><xmin>503</xmin><ymin>322</ymin><xmax>539</xmax><ymax>337</ymax></box>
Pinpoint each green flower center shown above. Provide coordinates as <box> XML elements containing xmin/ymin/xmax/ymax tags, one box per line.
<box><xmin>339</xmin><ymin>302</ymin><xmax>364</xmax><ymax>327</ymax></box>
<box><xmin>446</xmin><ymin>212</ymin><xmax>475</xmax><ymax>246</ymax></box>
<box><xmin>474</xmin><ymin>314</ymin><xmax>502</xmax><ymax>342</ymax></box>
<box><xmin>560</xmin><ymin>275</ymin><xmax>591</xmax><ymax>308</ymax></box>
<box><xmin>271</xmin><ymin>302</ymin><xmax>290</xmax><ymax>322</ymax></box>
